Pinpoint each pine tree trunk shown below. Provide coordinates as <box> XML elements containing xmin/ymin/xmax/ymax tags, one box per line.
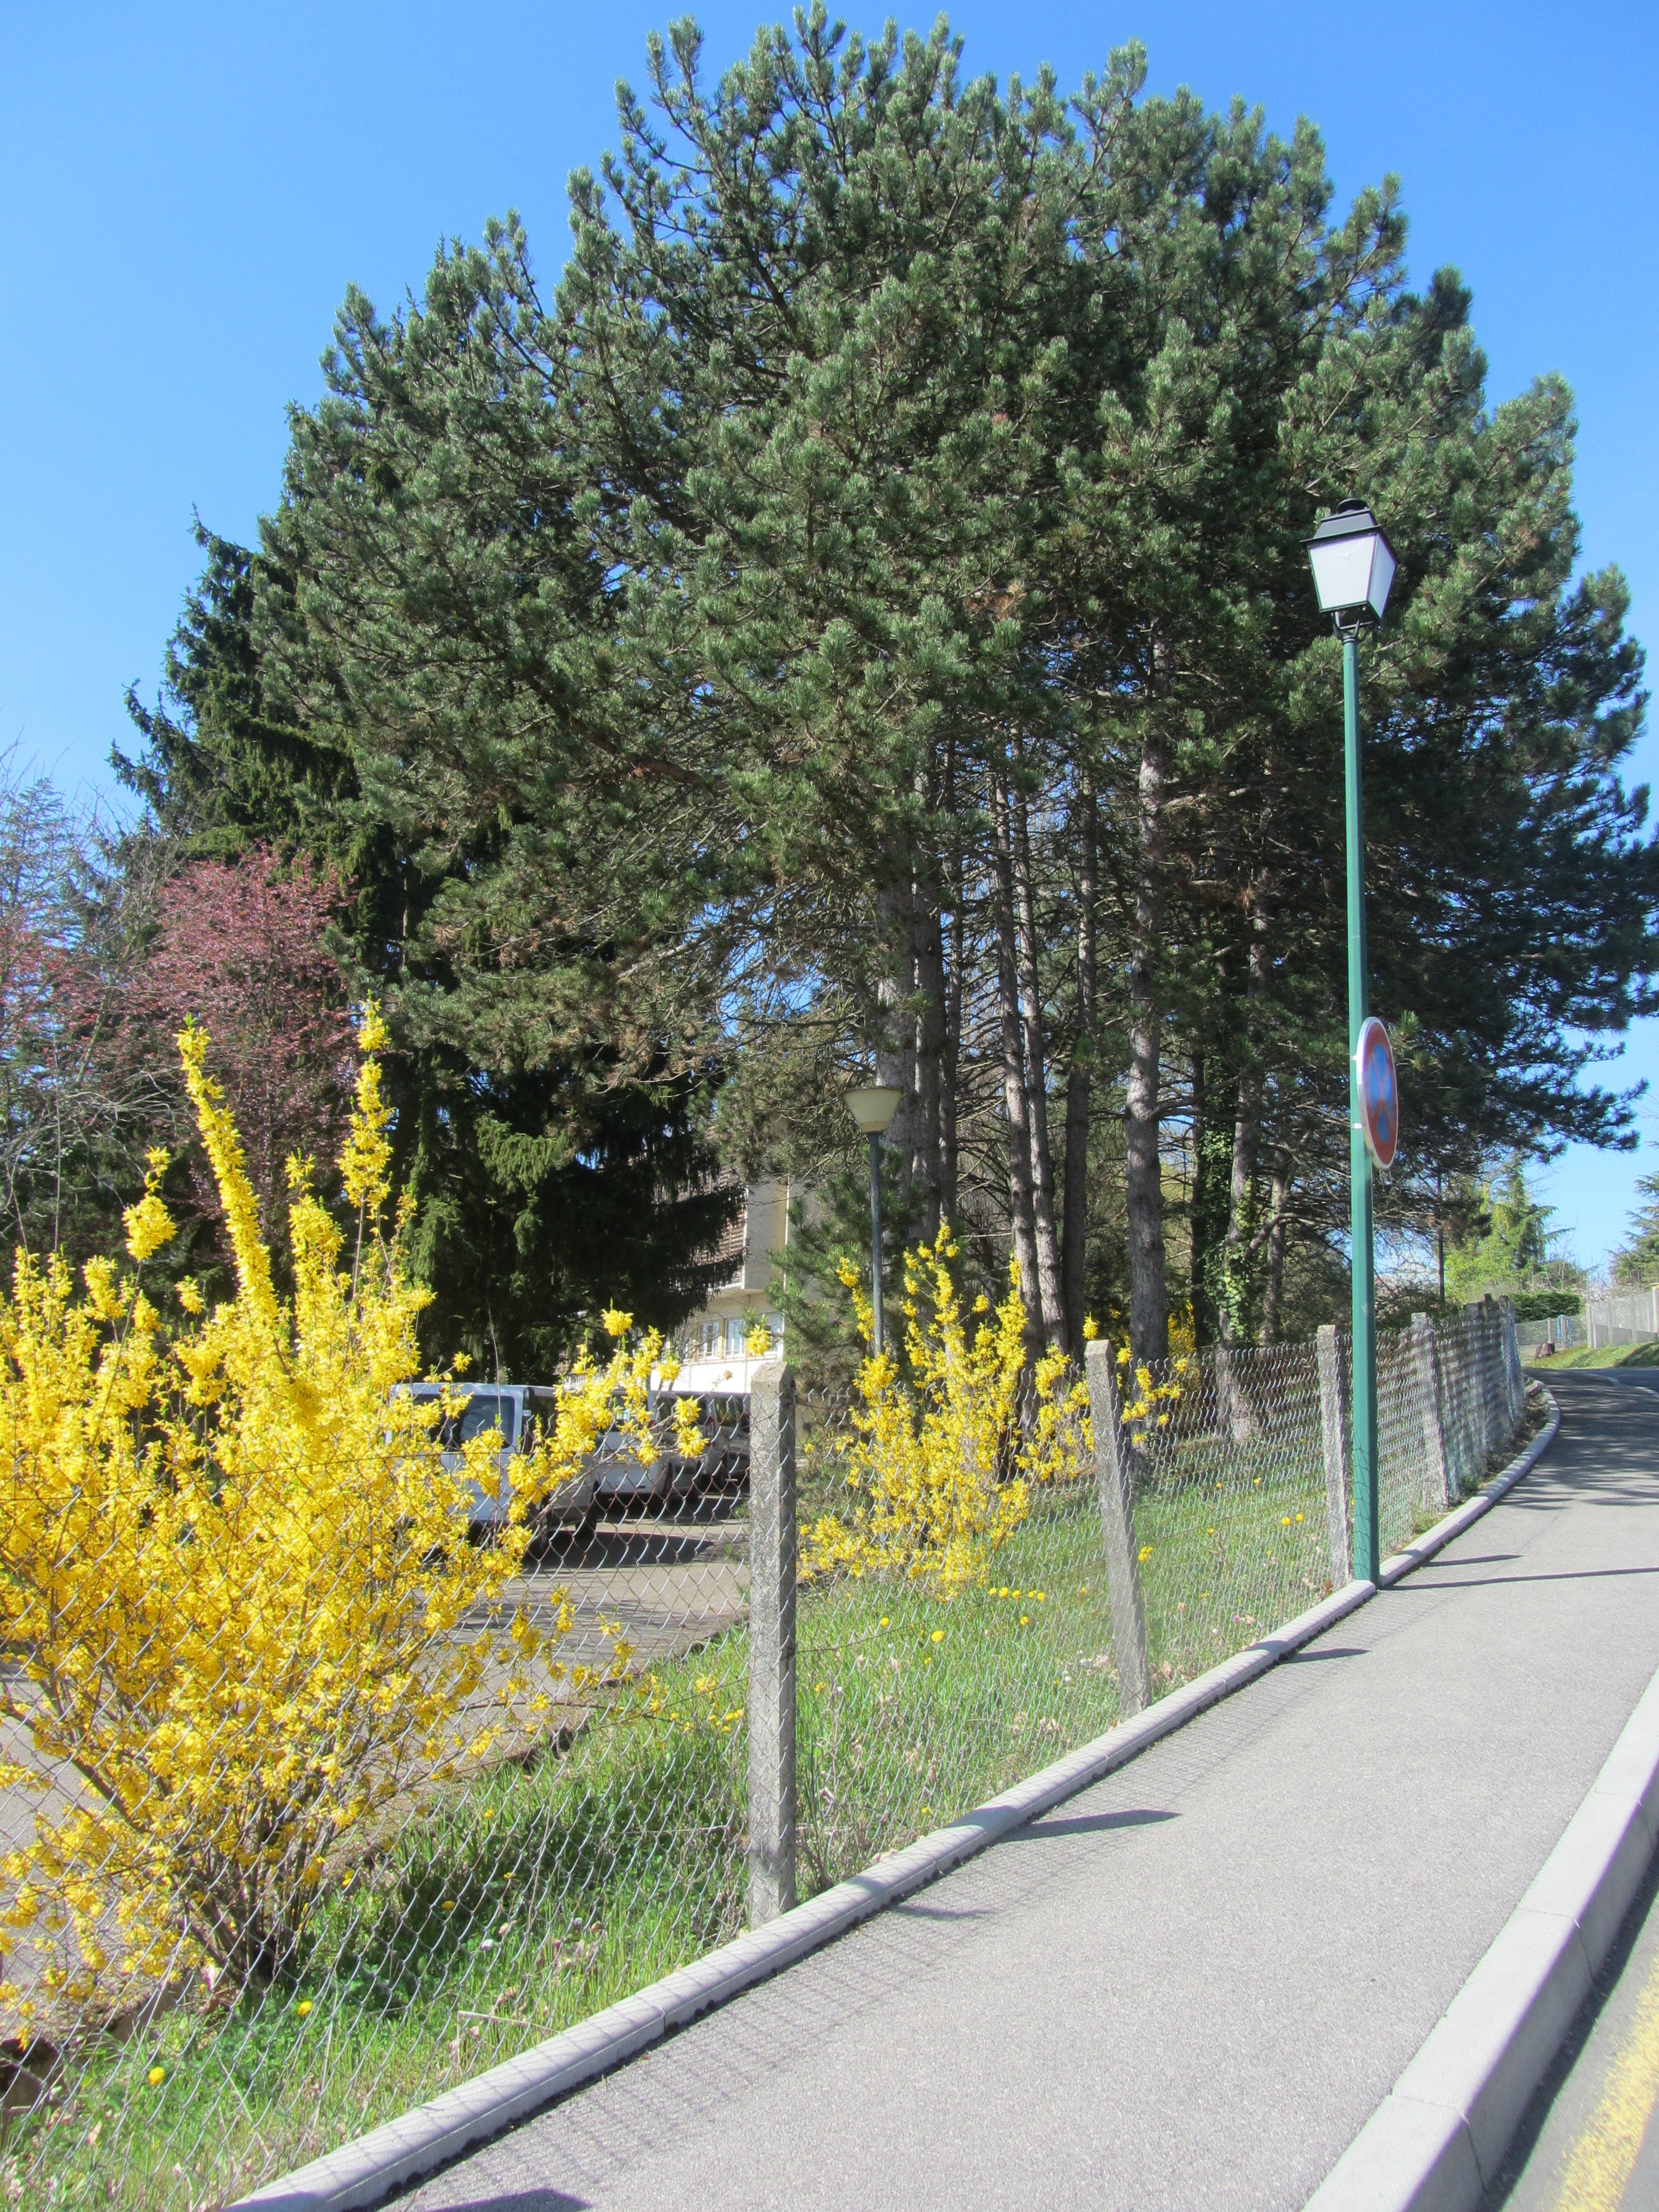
<box><xmin>1062</xmin><ymin>776</ymin><xmax>1098</xmax><ymax>1355</ymax></box>
<box><xmin>1260</xmin><ymin>1150</ymin><xmax>1291</xmax><ymax>1345</ymax></box>
<box><xmin>910</xmin><ymin>860</ymin><xmax>947</xmax><ymax>1244</ymax></box>
<box><xmin>990</xmin><ymin>765</ymin><xmax>1044</xmax><ymax>1354</ymax></box>
<box><xmin>1188</xmin><ymin>1048</ymin><xmax>1213</xmax><ymax>1351</ymax></box>
<box><xmin>1011</xmin><ymin>765</ymin><xmax>1067</xmax><ymax>1348</ymax></box>
<box><xmin>940</xmin><ymin>734</ymin><xmax>962</xmax><ymax>1224</ymax></box>
<box><xmin>1219</xmin><ymin>880</ymin><xmax>1272</xmax><ymax>1350</ymax></box>
<box><xmin>943</xmin><ymin>851</ymin><xmax>963</xmax><ymax>1223</ymax></box>
<box><xmin>1219</xmin><ymin>1062</ymin><xmax>1262</xmax><ymax>1350</ymax></box>
<box><xmin>1125</xmin><ymin>724</ymin><xmax>1170</xmax><ymax>1363</ymax></box>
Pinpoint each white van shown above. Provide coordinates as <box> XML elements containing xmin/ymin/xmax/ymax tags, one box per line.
<box><xmin>400</xmin><ymin>1383</ymin><xmax>598</xmax><ymax>1540</ymax></box>
<box><xmin>589</xmin><ymin>1387</ymin><xmax>751</xmax><ymax>1509</ymax></box>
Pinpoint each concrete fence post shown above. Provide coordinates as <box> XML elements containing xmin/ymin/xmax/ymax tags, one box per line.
<box><xmin>1492</xmin><ymin>1301</ymin><xmax>1512</xmax><ymax>1438</ymax></box>
<box><xmin>1085</xmin><ymin>1343</ymin><xmax>1151</xmax><ymax>1715</ymax></box>
<box><xmin>1316</xmin><ymin>1325</ymin><xmax>1352</xmax><ymax>1585</ymax></box>
<box><xmin>1474</xmin><ymin>1297</ymin><xmax>1494</xmax><ymax>1458</ymax></box>
<box><xmin>747</xmin><ymin>1358</ymin><xmax>797</xmax><ymax>1928</ymax></box>
<box><xmin>1500</xmin><ymin>1300</ymin><xmax>1524</xmax><ymax>1430</ymax></box>
<box><xmin>1409</xmin><ymin>1313</ymin><xmax>1451</xmax><ymax>1511</ymax></box>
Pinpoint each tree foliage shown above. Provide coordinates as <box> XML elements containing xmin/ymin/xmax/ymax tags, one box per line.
<box><xmin>110</xmin><ymin>10</ymin><xmax>1653</xmax><ymax>1369</ymax></box>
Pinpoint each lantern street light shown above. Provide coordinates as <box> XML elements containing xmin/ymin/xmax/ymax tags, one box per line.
<box><xmin>1305</xmin><ymin>500</ymin><xmax>1399</xmax><ymax>1586</ymax></box>
<box><xmin>844</xmin><ymin>1084</ymin><xmax>903</xmax><ymax>1358</ymax></box>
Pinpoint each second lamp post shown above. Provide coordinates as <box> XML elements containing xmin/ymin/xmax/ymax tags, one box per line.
<box><xmin>844</xmin><ymin>1083</ymin><xmax>902</xmax><ymax>1358</ymax></box>
<box><xmin>1305</xmin><ymin>499</ymin><xmax>1400</xmax><ymax>1585</ymax></box>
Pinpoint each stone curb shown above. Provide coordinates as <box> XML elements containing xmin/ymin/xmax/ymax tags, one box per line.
<box><xmin>1303</xmin><ymin>1399</ymin><xmax>1659</xmax><ymax>2212</ymax></box>
<box><xmin>237</xmin><ymin>1397</ymin><xmax>1562</xmax><ymax>2211</ymax></box>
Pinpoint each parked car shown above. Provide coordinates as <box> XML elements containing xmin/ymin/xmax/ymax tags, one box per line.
<box><xmin>589</xmin><ymin>1388</ymin><xmax>750</xmax><ymax>1510</ymax></box>
<box><xmin>398</xmin><ymin>1383</ymin><xmax>597</xmax><ymax>1540</ymax></box>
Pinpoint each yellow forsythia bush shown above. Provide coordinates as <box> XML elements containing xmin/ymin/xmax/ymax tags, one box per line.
<box><xmin>804</xmin><ymin>1223</ymin><xmax>1092</xmax><ymax>1595</ymax></box>
<box><xmin>0</xmin><ymin>1008</ymin><xmax>658</xmax><ymax>2017</ymax></box>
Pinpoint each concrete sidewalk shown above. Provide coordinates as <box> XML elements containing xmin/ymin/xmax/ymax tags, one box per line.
<box><xmin>405</xmin><ymin>1373</ymin><xmax>1659</xmax><ymax>2212</ymax></box>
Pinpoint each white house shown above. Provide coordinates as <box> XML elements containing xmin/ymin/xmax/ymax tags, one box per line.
<box><xmin>667</xmin><ymin>1180</ymin><xmax>791</xmax><ymax>1390</ymax></box>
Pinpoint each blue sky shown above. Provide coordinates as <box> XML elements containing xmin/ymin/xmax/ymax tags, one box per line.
<box><xmin>1</xmin><ymin>1</ymin><xmax>1653</xmax><ymax>1267</ymax></box>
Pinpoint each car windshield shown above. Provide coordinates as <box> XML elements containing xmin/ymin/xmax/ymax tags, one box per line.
<box><xmin>446</xmin><ymin>1394</ymin><xmax>515</xmax><ymax>1449</ymax></box>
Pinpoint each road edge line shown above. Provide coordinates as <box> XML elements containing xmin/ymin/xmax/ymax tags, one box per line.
<box><xmin>235</xmin><ymin>1395</ymin><xmax>1562</xmax><ymax>2211</ymax></box>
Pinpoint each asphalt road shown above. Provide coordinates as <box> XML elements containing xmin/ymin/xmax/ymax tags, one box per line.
<box><xmin>403</xmin><ymin>1371</ymin><xmax>1659</xmax><ymax>2212</ymax></box>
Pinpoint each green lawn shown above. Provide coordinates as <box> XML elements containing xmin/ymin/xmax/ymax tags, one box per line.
<box><xmin>9</xmin><ymin>1451</ymin><xmax>1338</xmax><ymax>2209</ymax></box>
<box><xmin>1524</xmin><ymin>1341</ymin><xmax>1659</xmax><ymax>1372</ymax></box>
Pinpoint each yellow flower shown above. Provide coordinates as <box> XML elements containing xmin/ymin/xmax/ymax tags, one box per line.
<box><xmin>1019</xmin><ymin>1615</ymin><xmax>1030</xmax><ymax>1627</ymax></box>
<box><xmin>296</xmin><ymin>1999</ymin><xmax>312</xmax><ymax>2016</ymax></box>
<box><xmin>1295</xmin><ymin>1512</ymin><xmax>1305</xmax><ymax>1524</ymax></box>
<box><xmin>147</xmin><ymin>2066</ymin><xmax>166</xmax><ymax>2087</ymax></box>
<box><xmin>879</xmin><ymin>1615</ymin><xmax>890</xmax><ymax>1627</ymax></box>
<box><xmin>804</xmin><ymin>1219</ymin><xmax>1061</xmax><ymax>1594</ymax></box>
<box><xmin>0</xmin><ymin>1010</ymin><xmax>630</xmax><ymax>2017</ymax></box>
<box><xmin>1281</xmin><ymin>1515</ymin><xmax>1291</xmax><ymax>1526</ymax></box>
<box><xmin>931</xmin><ymin>1629</ymin><xmax>945</xmax><ymax>1644</ymax></box>
<box><xmin>1138</xmin><ymin>1545</ymin><xmax>1153</xmax><ymax>1563</ymax></box>
<box><xmin>122</xmin><ymin>1149</ymin><xmax>178</xmax><ymax>1264</ymax></box>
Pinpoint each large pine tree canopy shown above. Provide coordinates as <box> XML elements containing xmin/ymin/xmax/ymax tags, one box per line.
<box><xmin>113</xmin><ymin>11</ymin><xmax>1653</xmax><ymax>1372</ymax></box>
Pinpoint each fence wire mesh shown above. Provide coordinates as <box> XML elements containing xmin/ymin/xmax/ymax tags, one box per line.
<box><xmin>3</xmin><ymin>1317</ymin><xmax>1530</xmax><ymax>2208</ymax></box>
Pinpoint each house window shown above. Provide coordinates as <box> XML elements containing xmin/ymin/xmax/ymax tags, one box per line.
<box><xmin>726</xmin><ymin>1317</ymin><xmax>747</xmax><ymax>1356</ymax></box>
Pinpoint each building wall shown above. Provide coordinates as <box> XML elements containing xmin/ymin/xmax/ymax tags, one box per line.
<box><xmin>673</xmin><ymin>1179</ymin><xmax>790</xmax><ymax>1383</ymax></box>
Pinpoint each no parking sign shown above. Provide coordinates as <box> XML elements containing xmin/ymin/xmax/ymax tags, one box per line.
<box><xmin>1355</xmin><ymin>1016</ymin><xmax>1399</xmax><ymax>1170</ymax></box>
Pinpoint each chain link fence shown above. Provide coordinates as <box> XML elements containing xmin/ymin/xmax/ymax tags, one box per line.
<box><xmin>3</xmin><ymin>1307</ymin><xmax>1531</xmax><ymax>2208</ymax></box>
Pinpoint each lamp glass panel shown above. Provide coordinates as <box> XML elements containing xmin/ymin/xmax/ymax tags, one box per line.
<box><xmin>845</xmin><ymin>1084</ymin><xmax>902</xmax><ymax>1135</ymax></box>
<box><xmin>1366</xmin><ymin>536</ymin><xmax>1396</xmax><ymax>619</ymax></box>
<box><xmin>1308</xmin><ymin>533</ymin><xmax>1375</xmax><ymax>613</ymax></box>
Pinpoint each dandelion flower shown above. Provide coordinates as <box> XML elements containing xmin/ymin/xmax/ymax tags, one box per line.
<box><xmin>1281</xmin><ymin>1515</ymin><xmax>1291</xmax><ymax>1527</ymax></box>
<box><xmin>931</xmin><ymin>1629</ymin><xmax>945</xmax><ymax>1644</ymax></box>
<box><xmin>441</xmin><ymin>1900</ymin><xmax>456</xmax><ymax>1912</ymax></box>
<box><xmin>1138</xmin><ymin>1545</ymin><xmax>1152</xmax><ymax>1563</ymax></box>
<box><xmin>147</xmin><ymin>2065</ymin><xmax>166</xmax><ymax>2087</ymax></box>
<box><xmin>880</xmin><ymin>1616</ymin><xmax>890</xmax><ymax>1628</ymax></box>
<box><xmin>296</xmin><ymin>1999</ymin><xmax>313</xmax><ymax>2017</ymax></box>
<box><xmin>1019</xmin><ymin>1615</ymin><xmax>1030</xmax><ymax>1627</ymax></box>
<box><xmin>1295</xmin><ymin>1511</ymin><xmax>1305</xmax><ymax>1524</ymax></box>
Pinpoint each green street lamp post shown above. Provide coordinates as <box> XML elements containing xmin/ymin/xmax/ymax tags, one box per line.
<box><xmin>844</xmin><ymin>1084</ymin><xmax>903</xmax><ymax>1357</ymax></box>
<box><xmin>1306</xmin><ymin>501</ymin><xmax>1399</xmax><ymax>1584</ymax></box>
